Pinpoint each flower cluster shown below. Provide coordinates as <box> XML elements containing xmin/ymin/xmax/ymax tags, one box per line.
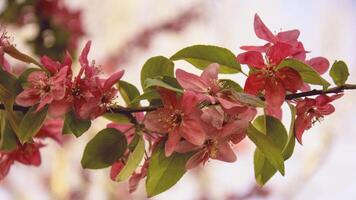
<box><xmin>15</xmin><ymin>41</ymin><xmax>124</xmax><ymax>120</ymax></box>
<box><xmin>0</xmin><ymin>14</ymin><xmax>350</xmax><ymax>197</ymax></box>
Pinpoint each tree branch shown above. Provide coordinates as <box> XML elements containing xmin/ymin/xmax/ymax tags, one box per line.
<box><xmin>2</xmin><ymin>84</ymin><xmax>355</xmax><ymax>114</ymax></box>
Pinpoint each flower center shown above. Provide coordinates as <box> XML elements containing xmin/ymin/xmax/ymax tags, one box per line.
<box><xmin>205</xmin><ymin>139</ymin><xmax>218</xmax><ymax>158</ymax></box>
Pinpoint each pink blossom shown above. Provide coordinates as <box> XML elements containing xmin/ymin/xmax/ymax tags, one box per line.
<box><xmin>294</xmin><ymin>94</ymin><xmax>343</xmax><ymax>144</ymax></box>
<box><xmin>36</xmin><ymin>119</ymin><xmax>64</xmax><ymax>144</ymax></box>
<box><xmin>175</xmin><ymin>106</ymin><xmax>256</xmax><ymax>169</ymax></box>
<box><xmin>176</xmin><ymin>63</ymin><xmax>248</xmax><ymax>114</ymax></box>
<box><xmin>144</xmin><ymin>89</ymin><xmax>206</xmax><ymax>157</ymax></box>
<box><xmin>15</xmin><ymin>65</ymin><xmax>69</xmax><ymax>112</ymax></box>
<box><xmin>237</xmin><ymin>46</ymin><xmax>303</xmax><ymax>119</ymax></box>
<box><xmin>0</xmin><ymin>142</ymin><xmax>44</xmax><ymax>181</ymax></box>
<box><xmin>70</xmin><ymin>41</ymin><xmax>124</xmax><ymax>119</ymax></box>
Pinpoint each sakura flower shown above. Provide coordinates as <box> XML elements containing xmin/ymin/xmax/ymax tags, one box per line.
<box><xmin>70</xmin><ymin>41</ymin><xmax>124</xmax><ymax>119</ymax></box>
<box><xmin>0</xmin><ymin>142</ymin><xmax>44</xmax><ymax>181</ymax></box>
<box><xmin>241</xmin><ymin>14</ymin><xmax>306</xmax><ymax>59</ymax></box>
<box><xmin>237</xmin><ymin>45</ymin><xmax>303</xmax><ymax>119</ymax></box>
<box><xmin>176</xmin><ymin>63</ymin><xmax>248</xmax><ymax>114</ymax></box>
<box><xmin>175</xmin><ymin>105</ymin><xmax>256</xmax><ymax>169</ymax></box>
<box><xmin>36</xmin><ymin>119</ymin><xmax>64</xmax><ymax>144</ymax></box>
<box><xmin>144</xmin><ymin>89</ymin><xmax>206</xmax><ymax>157</ymax></box>
<box><xmin>176</xmin><ymin>63</ymin><xmax>221</xmax><ymax>103</ymax></box>
<box><xmin>15</xmin><ymin>65</ymin><xmax>69</xmax><ymax>112</ymax></box>
<box><xmin>294</xmin><ymin>94</ymin><xmax>343</xmax><ymax>144</ymax></box>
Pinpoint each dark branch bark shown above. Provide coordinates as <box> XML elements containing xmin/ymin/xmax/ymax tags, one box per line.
<box><xmin>2</xmin><ymin>84</ymin><xmax>356</xmax><ymax>114</ymax></box>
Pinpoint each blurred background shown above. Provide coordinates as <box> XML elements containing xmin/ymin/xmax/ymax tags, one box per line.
<box><xmin>0</xmin><ymin>0</ymin><xmax>355</xmax><ymax>199</ymax></box>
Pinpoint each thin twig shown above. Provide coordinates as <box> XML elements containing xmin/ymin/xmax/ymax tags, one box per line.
<box><xmin>2</xmin><ymin>84</ymin><xmax>356</xmax><ymax>114</ymax></box>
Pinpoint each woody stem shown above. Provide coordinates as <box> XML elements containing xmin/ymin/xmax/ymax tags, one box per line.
<box><xmin>1</xmin><ymin>84</ymin><xmax>356</xmax><ymax>114</ymax></box>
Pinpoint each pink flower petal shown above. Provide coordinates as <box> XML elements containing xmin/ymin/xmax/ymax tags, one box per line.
<box><xmin>276</xmin><ymin>30</ymin><xmax>300</xmax><ymax>43</ymax></box>
<box><xmin>181</xmin><ymin>91</ymin><xmax>200</xmax><ymax>114</ymax></box>
<box><xmin>176</xmin><ymin>69</ymin><xmax>208</xmax><ymax>93</ymax></box>
<box><xmin>236</xmin><ymin>51</ymin><xmax>266</xmax><ymax>69</ymax></box>
<box><xmin>214</xmin><ymin>142</ymin><xmax>237</xmax><ymax>162</ymax></box>
<box><xmin>267</xmin><ymin>43</ymin><xmax>293</xmax><ymax>65</ymax></box>
<box><xmin>186</xmin><ymin>150</ymin><xmax>207</xmax><ymax>169</ymax></box>
<box><xmin>79</xmin><ymin>41</ymin><xmax>91</xmax><ymax>67</ymax></box>
<box><xmin>103</xmin><ymin>70</ymin><xmax>124</xmax><ymax>91</ymax></box>
<box><xmin>165</xmin><ymin>129</ymin><xmax>181</xmax><ymax>157</ymax></box>
<box><xmin>144</xmin><ymin>109</ymin><xmax>171</xmax><ymax>134</ymax></box>
<box><xmin>110</xmin><ymin>161</ymin><xmax>124</xmax><ymax>181</ymax></box>
<box><xmin>200</xmin><ymin>63</ymin><xmax>219</xmax><ymax>84</ymax></box>
<box><xmin>240</xmin><ymin>44</ymin><xmax>270</xmax><ymax>52</ymax></box>
<box><xmin>254</xmin><ymin>14</ymin><xmax>277</xmax><ymax>43</ymax></box>
<box><xmin>244</xmin><ymin>72</ymin><xmax>266</xmax><ymax>95</ymax></box>
<box><xmin>174</xmin><ymin>141</ymin><xmax>201</xmax><ymax>153</ymax></box>
<box><xmin>306</xmin><ymin>57</ymin><xmax>329</xmax><ymax>75</ymax></box>
<box><xmin>265</xmin><ymin>78</ymin><xmax>285</xmax><ymax>119</ymax></box>
<box><xmin>277</xmin><ymin>67</ymin><xmax>303</xmax><ymax>92</ymax></box>
<box><xmin>180</xmin><ymin>118</ymin><xmax>206</xmax><ymax>146</ymax></box>
<box><xmin>41</xmin><ymin>56</ymin><xmax>59</xmax><ymax>74</ymax></box>
<box><xmin>15</xmin><ymin>88</ymin><xmax>40</xmax><ymax>107</ymax></box>
<box><xmin>295</xmin><ymin>114</ymin><xmax>313</xmax><ymax>144</ymax></box>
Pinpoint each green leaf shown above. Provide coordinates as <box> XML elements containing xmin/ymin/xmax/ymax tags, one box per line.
<box><xmin>146</xmin><ymin>141</ymin><xmax>192</xmax><ymax>197</ymax></box>
<box><xmin>329</xmin><ymin>60</ymin><xmax>349</xmax><ymax>86</ymax></box>
<box><xmin>115</xmin><ymin>135</ymin><xmax>145</xmax><ymax>181</ymax></box>
<box><xmin>0</xmin><ymin>68</ymin><xmax>22</xmax><ymax>96</ymax></box>
<box><xmin>18</xmin><ymin>105</ymin><xmax>48</xmax><ymax>144</ymax></box>
<box><xmin>282</xmin><ymin>104</ymin><xmax>296</xmax><ymax>160</ymax></box>
<box><xmin>278</xmin><ymin>58</ymin><xmax>330</xmax><ymax>89</ymax></box>
<box><xmin>252</xmin><ymin>115</ymin><xmax>288</xmax><ymax>185</ymax></box>
<box><xmin>141</xmin><ymin>56</ymin><xmax>174</xmax><ymax>90</ymax></box>
<box><xmin>81</xmin><ymin>128</ymin><xmax>127</xmax><ymax>169</ymax></box>
<box><xmin>102</xmin><ymin>113</ymin><xmax>131</xmax><ymax>124</ymax></box>
<box><xmin>118</xmin><ymin>80</ymin><xmax>140</xmax><ymax>106</ymax></box>
<box><xmin>231</xmin><ymin>90</ymin><xmax>265</xmax><ymax>107</ymax></box>
<box><xmin>170</xmin><ymin>45</ymin><xmax>241</xmax><ymax>74</ymax></box>
<box><xmin>144</xmin><ymin>78</ymin><xmax>183</xmax><ymax>93</ymax></box>
<box><xmin>0</xmin><ymin>112</ymin><xmax>17</xmax><ymax>151</ymax></box>
<box><xmin>219</xmin><ymin>79</ymin><xmax>243</xmax><ymax>92</ymax></box>
<box><xmin>131</xmin><ymin>90</ymin><xmax>161</xmax><ymax>105</ymax></box>
<box><xmin>247</xmin><ymin>123</ymin><xmax>285</xmax><ymax>176</ymax></box>
<box><xmin>0</xmin><ymin>85</ymin><xmax>21</xmax><ymax>136</ymax></box>
<box><xmin>63</xmin><ymin>111</ymin><xmax>91</xmax><ymax>137</ymax></box>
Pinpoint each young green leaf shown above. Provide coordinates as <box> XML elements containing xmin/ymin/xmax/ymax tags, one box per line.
<box><xmin>146</xmin><ymin>141</ymin><xmax>192</xmax><ymax>197</ymax></box>
<box><xmin>118</xmin><ymin>80</ymin><xmax>140</xmax><ymax>106</ymax></box>
<box><xmin>252</xmin><ymin>115</ymin><xmax>288</xmax><ymax>185</ymax></box>
<box><xmin>144</xmin><ymin>78</ymin><xmax>183</xmax><ymax>93</ymax></box>
<box><xmin>131</xmin><ymin>90</ymin><xmax>161</xmax><ymax>105</ymax></box>
<box><xmin>0</xmin><ymin>68</ymin><xmax>22</xmax><ymax>96</ymax></box>
<box><xmin>140</xmin><ymin>56</ymin><xmax>174</xmax><ymax>90</ymax></box>
<box><xmin>102</xmin><ymin>113</ymin><xmax>131</xmax><ymax>124</ymax></box>
<box><xmin>63</xmin><ymin>111</ymin><xmax>91</xmax><ymax>137</ymax></box>
<box><xmin>329</xmin><ymin>60</ymin><xmax>349</xmax><ymax>86</ymax></box>
<box><xmin>115</xmin><ymin>135</ymin><xmax>145</xmax><ymax>182</ymax></box>
<box><xmin>247</xmin><ymin>123</ymin><xmax>285</xmax><ymax>176</ymax></box>
<box><xmin>170</xmin><ymin>45</ymin><xmax>241</xmax><ymax>74</ymax></box>
<box><xmin>231</xmin><ymin>90</ymin><xmax>265</xmax><ymax>107</ymax></box>
<box><xmin>219</xmin><ymin>79</ymin><xmax>243</xmax><ymax>92</ymax></box>
<box><xmin>282</xmin><ymin>104</ymin><xmax>296</xmax><ymax>160</ymax></box>
<box><xmin>81</xmin><ymin>128</ymin><xmax>127</xmax><ymax>169</ymax></box>
<box><xmin>278</xmin><ymin>58</ymin><xmax>330</xmax><ymax>90</ymax></box>
<box><xmin>0</xmin><ymin>112</ymin><xmax>18</xmax><ymax>151</ymax></box>
<box><xmin>18</xmin><ymin>105</ymin><xmax>48</xmax><ymax>144</ymax></box>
